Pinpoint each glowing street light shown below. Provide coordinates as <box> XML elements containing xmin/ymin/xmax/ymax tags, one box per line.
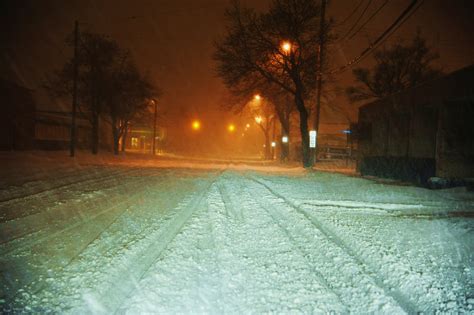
<box><xmin>228</xmin><ymin>123</ymin><xmax>236</xmax><ymax>133</ymax></box>
<box><xmin>255</xmin><ymin>116</ymin><xmax>262</xmax><ymax>124</ymax></box>
<box><xmin>271</xmin><ymin>141</ymin><xmax>276</xmax><ymax>147</ymax></box>
<box><xmin>192</xmin><ymin>120</ymin><xmax>201</xmax><ymax>131</ymax></box>
<box><xmin>246</xmin><ymin>123</ymin><xmax>250</xmax><ymax>128</ymax></box>
<box><xmin>282</xmin><ymin>136</ymin><xmax>288</xmax><ymax>143</ymax></box>
<box><xmin>281</xmin><ymin>41</ymin><xmax>292</xmax><ymax>53</ymax></box>
<box><xmin>254</xmin><ymin>94</ymin><xmax>261</xmax><ymax>101</ymax></box>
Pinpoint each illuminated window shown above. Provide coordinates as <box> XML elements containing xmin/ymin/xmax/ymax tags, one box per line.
<box><xmin>131</xmin><ymin>137</ymin><xmax>139</xmax><ymax>148</ymax></box>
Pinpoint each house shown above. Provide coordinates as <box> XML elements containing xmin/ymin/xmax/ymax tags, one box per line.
<box><xmin>357</xmin><ymin>65</ymin><xmax>474</xmax><ymax>185</ymax></box>
<box><xmin>125</xmin><ymin>123</ymin><xmax>166</xmax><ymax>154</ymax></box>
<box><xmin>34</xmin><ymin>110</ymin><xmax>92</xmax><ymax>150</ymax></box>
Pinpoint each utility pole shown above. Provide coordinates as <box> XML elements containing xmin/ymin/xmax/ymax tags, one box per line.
<box><xmin>313</xmin><ymin>0</ymin><xmax>326</xmax><ymax>165</ymax></box>
<box><xmin>272</xmin><ymin>115</ymin><xmax>276</xmax><ymax>160</ymax></box>
<box><xmin>152</xmin><ymin>99</ymin><xmax>157</xmax><ymax>155</ymax></box>
<box><xmin>70</xmin><ymin>20</ymin><xmax>79</xmax><ymax>157</ymax></box>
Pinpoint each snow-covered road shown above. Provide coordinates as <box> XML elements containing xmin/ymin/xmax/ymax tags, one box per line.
<box><xmin>1</xmin><ymin>161</ymin><xmax>473</xmax><ymax>313</ymax></box>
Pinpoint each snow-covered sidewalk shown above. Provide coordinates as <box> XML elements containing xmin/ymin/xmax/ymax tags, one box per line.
<box><xmin>0</xmin><ymin>152</ymin><xmax>473</xmax><ymax>313</ymax></box>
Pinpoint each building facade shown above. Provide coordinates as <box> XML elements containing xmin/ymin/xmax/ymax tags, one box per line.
<box><xmin>357</xmin><ymin>65</ymin><xmax>474</xmax><ymax>184</ymax></box>
<box><xmin>35</xmin><ymin>111</ymin><xmax>93</xmax><ymax>150</ymax></box>
<box><xmin>124</xmin><ymin>123</ymin><xmax>166</xmax><ymax>154</ymax></box>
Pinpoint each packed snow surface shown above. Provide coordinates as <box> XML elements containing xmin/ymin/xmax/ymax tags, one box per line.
<box><xmin>0</xmin><ymin>152</ymin><xmax>473</xmax><ymax>313</ymax></box>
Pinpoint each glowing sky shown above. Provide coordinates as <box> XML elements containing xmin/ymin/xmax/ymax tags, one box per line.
<box><xmin>1</xmin><ymin>0</ymin><xmax>473</xmax><ymax>153</ymax></box>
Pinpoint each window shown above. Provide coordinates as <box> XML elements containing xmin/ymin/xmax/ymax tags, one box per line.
<box><xmin>131</xmin><ymin>137</ymin><xmax>138</xmax><ymax>148</ymax></box>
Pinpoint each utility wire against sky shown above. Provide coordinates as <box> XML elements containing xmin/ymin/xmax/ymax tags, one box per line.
<box><xmin>337</xmin><ymin>0</ymin><xmax>373</xmax><ymax>43</ymax></box>
<box><xmin>347</xmin><ymin>0</ymin><xmax>389</xmax><ymax>41</ymax></box>
<box><xmin>330</xmin><ymin>0</ymin><xmax>423</xmax><ymax>75</ymax></box>
<box><xmin>334</xmin><ymin>0</ymin><xmax>365</xmax><ymax>27</ymax></box>
<box><xmin>146</xmin><ymin>2</ymin><xmax>227</xmax><ymax>16</ymax></box>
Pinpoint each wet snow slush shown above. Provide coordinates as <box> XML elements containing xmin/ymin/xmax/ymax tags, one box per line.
<box><xmin>1</xmin><ymin>161</ymin><xmax>473</xmax><ymax>313</ymax></box>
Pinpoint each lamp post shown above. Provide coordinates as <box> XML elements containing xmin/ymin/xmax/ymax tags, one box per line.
<box><xmin>253</xmin><ymin>94</ymin><xmax>275</xmax><ymax>160</ymax></box>
<box><xmin>313</xmin><ymin>0</ymin><xmax>327</xmax><ymax>165</ymax></box>
<box><xmin>271</xmin><ymin>141</ymin><xmax>276</xmax><ymax>160</ymax></box>
<box><xmin>151</xmin><ymin>99</ymin><xmax>157</xmax><ymax>155</ymax></box>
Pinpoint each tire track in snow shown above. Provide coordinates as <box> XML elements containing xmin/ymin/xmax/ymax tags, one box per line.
<box><xmin>202</xmin><ymin>184</ymin><xmax>225</xmax><ymax>311</ymax></box>
<box><xmin>90</xmin><ymin>171</ymin><xmax>224</xmax><ymax>314</ymax></box>
<box><xmin>188</xmin><ymin>182</ymin><xmax>227</xmax><ymax>312</ymax></box>
<box><xmin>1</xmin><ymin>173</ymin><xmax>157</xmax><ymax>306</ymax></box>
<box><xmin>216</xmin><ymin>178</ymin><xmax>244</xmax><ymax>222</ymax></box>
<box><xmin>0</xmin><ymin>166</ymin><xmax>141</xmax><ymax>207</ymax></box>
<box><xmin>0</xmin><ymin>168</ymin><xmax>157</xmax><ymax>249</ymax></box>
<box><xmin>0</xmin><ymin>167</ymin><xmax>146</xmax><ymax>228</ymax></box>
<box><xmin>114</xmin><ymin>175</ymin><xmax>230</xmax><ymax>314</ymax></box>
<box><xmin>218</xmin><ymin>174</ymin><xmax>346</xmax><ymax>313</ymax></box>
<box><xmin>117</xmin><ymin>172</ymin><xmax>347</xmax><ymax>313</ymax></box>
<box><xmin>247</xmin><ymin>175</ymin><xmax>418</xmax><ymax>314</ymax></box>
<box><xmin>236</xmin><ymin>180</ymin><xmax>348</xmax><ymax>312</ymax></box>
<box><xmin>5</xmin><ymin>171</ymin><xmax>211</xmax><ymax>313</ymax></box>
<box><xmin>300</xmin><ymin>200</ymin><xmax>473</xmax><ymax>218</ymax></box>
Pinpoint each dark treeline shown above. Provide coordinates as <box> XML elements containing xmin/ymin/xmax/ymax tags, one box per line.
<box><xmin>214</xmin><ymin>0</ymin><xmax>441</xmax><ymax>167</ymax></box>
<box><xmin>45</xmin><ymin>30</ymin><xmax>159</xmax><ymax>155</ymax></box>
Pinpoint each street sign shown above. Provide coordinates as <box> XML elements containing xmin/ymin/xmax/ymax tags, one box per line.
<box><xmin>309</xmin><ymin>130</ymin><xmax>317</xmax><ymax>148</ymax></box>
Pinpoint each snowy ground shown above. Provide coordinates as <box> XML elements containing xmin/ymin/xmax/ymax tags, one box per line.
<box><xmin>0</xmin><ymin>151</ymin><xmax>473</xmax><ymax>313</ymax></box>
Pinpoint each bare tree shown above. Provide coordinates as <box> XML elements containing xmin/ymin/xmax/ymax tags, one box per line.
<box><xmin>220</xmin><ymin>83</ymin><xmax>294</xmax><ymax>161</ymax></box>
<box><xmin>46</xmin><ymin>31</ymin><xmax>159</xmax><ymax>155</ymax></box>
<box><xmin>214</xmin><ymin>0</ymin><xmax>328</xmax><ymax>167</ymax></box>
<box><xmin>346</xmin><ymin>32</ymin><xmax>442</xmax><ymax>103</ymax></box>
<box><xmin>105</xmin><ymin>54</ymin><xmax>156</xmax><ymax>155</ymax></box>
<box><xmin>46</xmin><ymin>31</ymin><xmax>121</xmax><ymax>154</ymax></box>
<box><xmin>75</xmin><ymin>32</ymin><xmax>121</xmax><ymax>154</ymax></box>
<box><xmin>264</xmin><ymin>87</ymin><xmax>295</xmax><ymax>161</ymax></box>
<box><xmin>246</xmin><ymin>96</ymin><xmax>275</xmax><ymax>159</ymax></box>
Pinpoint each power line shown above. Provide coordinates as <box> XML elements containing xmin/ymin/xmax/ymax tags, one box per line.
<box><xmin>369</xmin><ymin>0</ymin><xmax>424</xmax><ymax>48</ymax></box>
<box><xmin>334</xmin><ymin>0</ymin><xmax>365</xmax><ymax>27</ymax></box>
<box><xmin>347</xmin><ymin>0</ymin><xmax>389</xmax><ymax>40</ymax></box>
<box><xmin>337</xmin><ymin>0</ymin><xmax>373</xmax><ymax>42</ymax></box>
<box><xmin>329</xmin><ymin>0</ymin><xmax>423</xmax><ymax>75</ymax></box>
<box><xmin>151</xmin><ymin>2</ymin><xmax>227</xmax><ymax>16</ymax></box>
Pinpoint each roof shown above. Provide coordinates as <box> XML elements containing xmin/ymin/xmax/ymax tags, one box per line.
<box><xmin>358</xmin><ymin>64</ymin><xmax>474</xmax><ymax>114</ymax></box>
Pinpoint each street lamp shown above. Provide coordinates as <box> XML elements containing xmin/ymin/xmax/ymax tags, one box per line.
<box><xmin>151</xmin><ymin>99</ymin><xmax>158</xmax><ymax>155</ymax></box>
<box><xmin>228</xmin><ymin>123</ymin><xmax>236</xmax><ymax>133</ymax></box>
<box><xmin>192</xmin><ymin>120</ymin><xmax>201</xmax><ymax>131</ymax></box>
<box><xmin>281</xmin><ymin>41</ymin><xmax>292</xmax><ymax>53</ymax></box>
<box><xmin>254</xmin><ymin>94</ymin><xmax>261</xmax><ymax>101</ymax></box>
<box><xmin>255</xmin><ymin>116</ymin><xmax>262</xmax><ymax>124</ymax></box>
